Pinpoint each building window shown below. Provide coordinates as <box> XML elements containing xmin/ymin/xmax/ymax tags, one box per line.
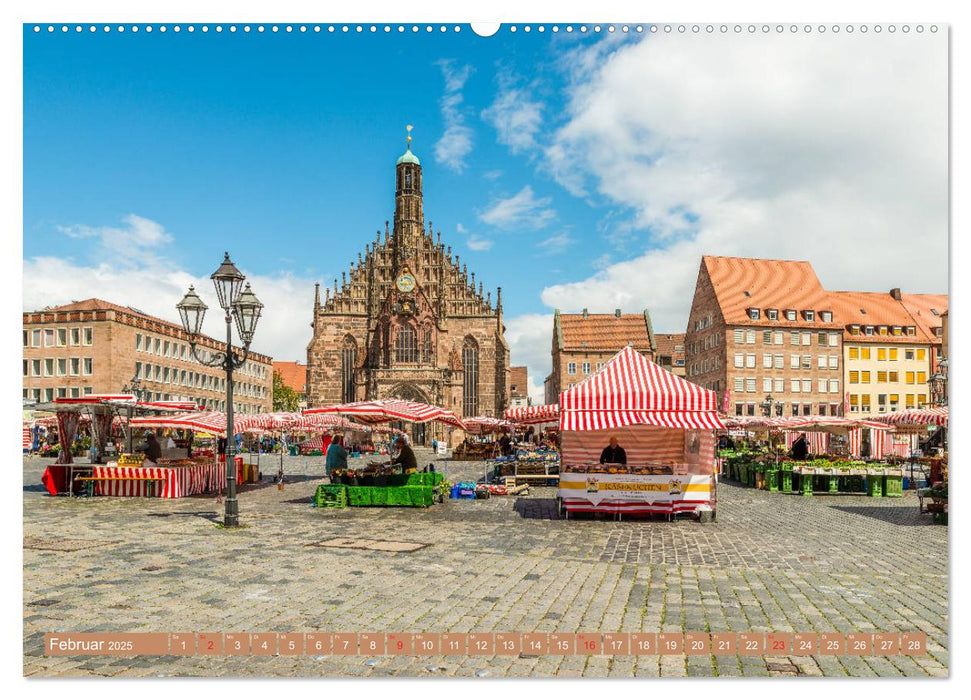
<box><xmin>421</xmin><ymin>325</ymin><xmax>433</xmax><ymax>365</ymax></box>
<box><xmin>916</xmin><ymin>348</ymin><xmax>927</xmax><ymax>361</ymax></box>
<box><xmin>57</xmin><ymin>328</ymin><xmax>67</xmax><ymax>346</ymax></box>
<box><xmin>905</xmin><ymin>371</ymin><xmax>915</xmax><ymax>384</ymax></box>
<box><xmin>801</xmin><ymin>355</ymin><xmax>811</xmax><ymax>369</ymax></box>
<box><xmin>746</xmin><ymin>329</ymin><xmax>756</xmax><ymax>344</ymax></box>
<box><xmin>763</xmin><ymin>330</ymin><xmax>773</xmax><ymax>344</ymax></box>
<box><xmin>849</xmin><ymin>347</ymin><xmax>859</xmax><ymax>359</ymax></box>
<box><xmin>861</xmin><ymin>371</ymin><xmax>871</xmax><ymax>383</ymax></box>
<box><xmin>906</xmin><ymin>326</ymin><xmax>916</xmax><ymax>336</ymax></box>
<box><xmin>803</xmin><ymin>310</ymin><xmax>815</xmax><ymax>322</ymax></box>
<box><xmin>135</xmin><ymin>362</ymin><xmax>142</xmax><ymax>379</ymax></box>
<box><xmin>767</xmin><ymin>309</ymin><xmax>778</xmax><ymax>321</ymax></box>
<box><xmin>763</xmin><ymin>378</ymin><xmax>772</xmax><ymax>392</ymax></box>
<box><xmin>22</xmin><ymin>330</ymin><xmax>28</xmax><ymax>347</ymax></box>
<box><xmin>877</xmin><ymin>370</ymin><xmax>888</xmax><ymax>383</ymax></box>
<box><xmin>861</xmin><ymin>347</ymin><xmax>871</xmax><ymax>360</ymax></box>
<box><xmin>820</xmin><ymin>311</ymin><xmax>833</xmax><ymax>322</ymax></box>
<box><xmin>56</xmin><ymin>358</ymin><xmax>66</xmax><ymax>376</ymax></box>
<box><xmin>791</xmin><ymin>379</ymin><xmax>800</xmax><ymax>393</ymax></box>
<box><xmin>462</xmin><ymin>338</ymin><xmax>479</xmax><ymax>417</ymax></box>
<box><xmin>70</xmin><ymin>358</ymin><xmax>80</xmax><ymax>376</ymax></box>
<box><xmin>802</xmin><ymin>404</ymin><xmax>812</xmax><ymax>416</ymax></box>
<box><xmin>849</xmin><ymin>325</ymin><xmax>860</xmax><ymax>335</ymax></box>
<box><xmin>878</xmin><ymin>326</ymin><xmax>888</xmax><ymax>336</ymax></box>
<box><xmin>136</xmin><ymin>333</ymin><xmax>142</xmax><ymax>351</ymax></box>
<box><xmin>568</xmin><ymin>362</ymin><xmax>577</xmax><ymax>375</ymax></box>
<box><xmin>57</xmin><ymin>387</ymin><xmax>67</xmax><ymax>398</ymax></box>
<box><xmin>748</xmin><ymin>308</ymin><xmax>760</xmax><ymax>320</ymax></box>
<box><xmin>734</xmin><ymin>377</ymin><xmax>744</xmax><ymax>392</ymax></box>
<box><xmin>164</xmin><ymin>341</ymin><xmax>170</xmax><ymax>357</ymax></box>
<box><xmin>877</xmin><ymin>348</ymin><xmax>887</xmax><ymax>361</ymax></box>
<box><xmin>394</xmin><ymin>324</ymin><xmax>418</xmax><ymax>364</ymax></box>
<box><xmin>774</xmin><ymin>378</ymin><xmax>784</xmax><ymax>393</ymax></box>
<box><xmin>820</xmin><ymin>404</ymin><xmax>828</xmax><ymax>416</ymax></box>
<box><xmin>818</xmin><ymin>332</ymin><xmax>827</xmax><ymax>346</ymax></box>
<box><xmin>849</xmin><ymin>370</ymin><xmax>859</xmax><ymax>383</ymax></box>
<box><xmin>44</xmin><ymin>359</ymin><xmax>54</xmax><ymax>376</ymax></box>
<box><xmin>340</xmin><ymin>336</ymin><xmax>357</xmax><ymax>403</ymax></box>
<box><xmin>734</xmin><ymin>329</ymin><xmax>744</xmax><ymax>344</ymax></box>
<box><xmin>790</xmin><ymin>354</ymin><xmax>799</xmax><ymax>369</ymax></box>
<box><xmin>83</xmin><ymin>327</ymin><xmax>93</xmax><ymax>345</ymax></box>
<box><xmin>817</xmin><ymin>355</ymin><xmax>827</xmax><ymax>369</ymax></box>
<box><xmin>865</xmin><ymin>326</ymin><xmax>874</xmax><ymax>336</ymax></box>
<box><xmin>889</xmin><ymin>371</ymin><xmax>898</xmax><ymax>382</ymax></box>
<box><xmin>917</xmin><ymin>371</ymin><xmax>927</xmax><ymax>384</ymax></box>
<box><xmin>44</xmin><ymin>329</ymin><xmax>55</xmax><ymax>346</ymax></box>
<box><xmin>71</xmin><ymin>387</ymin><xmax>80</xmax><ymax>398</ymax></box>
<box><xmin>829</xmin><ymin>379</ymin><xmax>839</xmax><ymax>393</ymax></box>
<box><xmin>763</xmin><ymin>354</ymin><xmax>772</xmax><ymax>368</ymax></box>
<box><xmin>786</xmin><ymin>310</ymin><xmax>797</xmax><ymax>321</ymax></box>
<box><xmin>581</xmin><ymin>361</ymin><xmax>590</xmax><ymax>374</ymax></box>
<box><xmin>790</xmin><ymin>331</ymin><xmax>799</xmax><ymax>346</ymax></box>
<box><xmin>154</xmin><ymin>338</ymin><xmax>161</xmax><ymax>354</ymax></box>
<box><xmin>32</xmin><ymin>330</ymin><xmax>41</xmax><ymax>347</ymax></box>
<box><xmin>32</xmin><ymin>359</ymin><xmax>41</xmax><ymax>376</ymax></box>
<box><xmin>735</xmin><ymin>403</ymin><xmax>744</xmax><ymax>416</ymax></box>
<box><xmin>892</xmin><ymin>326</ymin><xmax>902</xmax><ymax>336</ymax></box>
<box><xmin>801</xmin><ymin>332</ymin><xmax>811</xmax><ymax>346</ymax></box>
<box><xmin>745</xmin><ymin>354</ymin><xmax>756</xmax><ymax>368</ymax></box>
<box><xmin>734</xmin><ymin>354</ymin><xmax>744</xmax><ymax>368</ymax></box>
<box><xmin>745</xmin><ymin>378</ymin><xmax>756</xmax><ymax>393</ymax></box>
<box><xmin>828</xmin><ymin>355</ymin><xmax>838</xmax><ymax>369</ymax></box>
<box><xmin>801</xmin><ymin>379</ymin><xmax>811</xmax><ymax>393</ymax></box>
<box><xmin>773</xmin><ymin>331</ymin><xmax>784</xmax><ymax>345</ymax></box>
<box><xmin>819</xmin><ymin>379</ymin><xmax>828</xmax><ymax>393</ymax></box>
<box><xmin>22</xmin><ymin>360</ymin><xmax>28</xmax><ymax>377</ymax></box>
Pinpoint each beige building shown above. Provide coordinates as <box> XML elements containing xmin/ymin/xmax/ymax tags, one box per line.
<box><xmin>23</xmin><ymin>299</ymin><xmax>273</xmax><ymax>413</ymax></box>
<box><xmin>829</xmin><ymin>290</ymin><xmax>941</xmax><ymax>415</ymax></box>
<box><xmin>546</xmin><ymin>308</ymin><xmax>656</xmax><ymax>403</ymax></box>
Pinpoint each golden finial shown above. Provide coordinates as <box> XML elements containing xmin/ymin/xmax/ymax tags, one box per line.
<box><xmin>406</xmin><ymin>124</ymin><xmax>413</xmax><ymax>147</ymax></box>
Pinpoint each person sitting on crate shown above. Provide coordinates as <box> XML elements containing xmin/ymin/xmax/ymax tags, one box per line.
<box><xmin>599</xmin><ymin>435</ymin><xmax>627</xmax><ymax>465</ymax></box>
<box><xmin>325</xmin><ymin>435</ymin><xmax>348</xmax><ymax>479</ymax></box>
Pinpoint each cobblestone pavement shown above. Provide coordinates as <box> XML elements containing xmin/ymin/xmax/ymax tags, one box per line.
<box><xmin>22</xmin><ymin>451</ymin><xmax>949</xmax><ymax>678</ymax></box>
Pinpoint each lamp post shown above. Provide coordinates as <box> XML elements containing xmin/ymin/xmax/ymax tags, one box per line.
<box><xmin>177</xmin><ymin>252</ymin><xmax>263</xmax><ymax>527</ymax></box>
<box><xmin>121</xmin><ymin>375</ymin><xmax>144</xmax><ymax>453</ymax></box>
<box><xmin>760</xmin><ymin>394</ymin><xmax>774</xmax><ymax>417</ymax></box>
<box><xmin>930</xmin><ymin>359</ymin><xmax>948</xmax><ymax>407</ymax></box>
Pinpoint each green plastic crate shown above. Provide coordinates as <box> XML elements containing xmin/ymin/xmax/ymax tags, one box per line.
<box><xmin>802</xmin><ymin>472</ymin><xmax>813</xmax><ymax>497</ymax></box>
<box><xmin>867</xmin><ymin>477</ymin><xmax>883</xmax><ymax>498</ymax></box>
<box><xmin>765</xmin><ymin>470</ymin><xmax>779</xmax><ymax>492</ymax></box>
<box><xmin>314</xmin><ymin>484</ymin><xmax>348</xmax><ymax>508</ymax></box>
<box><xmin>780</xmin><ymin>471</ymin><xmax>793</xmax><ymax>493</ymax></box>
<box><xmin>884</xmin><ymin>475</ymin><xmax>903</xmax><ymax>498</ymax></box>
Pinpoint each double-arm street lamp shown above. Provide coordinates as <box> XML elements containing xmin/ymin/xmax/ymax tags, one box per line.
<box><xmin>177</xmin><ymin>252</ymin><xmax>263</xmax><ymax>527</ymax></box>
<box><xmin>121</xmin><ymin>375</ymin><xmax>144</xmax><ymax>453</ymax></box>
<box><xmin>760</xmin><ymin>394</ymin><xmax>782</xmax><ymax>417</ymax></box>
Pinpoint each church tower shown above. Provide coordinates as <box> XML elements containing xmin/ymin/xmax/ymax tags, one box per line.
<box><xmin>393</xmin><ymin>125</ymin><xmax>424</xmax><ymax>265</ymax></box>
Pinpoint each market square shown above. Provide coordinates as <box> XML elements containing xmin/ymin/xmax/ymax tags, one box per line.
<box><xmin>21</xmin><ymin>20</ymin><xmax>949</xmax><ymax>683</ymax></box>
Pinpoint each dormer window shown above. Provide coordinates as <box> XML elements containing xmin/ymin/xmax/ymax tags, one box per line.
<box><xmin>865</xmin><ymin>325</ymin><xmax>874</xmax><ymax>336</ymax></box>
<box><xmin>878</xmin><ymin>326</ymin><xmax>888</xmax><ymax>336</ymax></box>
<box><xmin>802</xmin><ymin>310</ymin><xmax>815</xmax><ymax>322</ymax></box>
<box><xmin>785</xmin><ymin>309</ymin><xmax>797</xmax><ymax>321</ymax></box>
<box><xmin>906</xmin><ymin>326</ymin><xmax>916</xmax><ymax>336</ymax></box>
<box><xmin>766</xmin><ymin>309</ymin><xmax>778</xmax><ymax>321</ymax></box>
<box><xmin>748</xmin><ymin>308</ymin><xmax>760</xmax><ymax>320</ymax></box>
<box><xmin>820</xmin><ymin>311</ymin><xmax>833</xmax><ymax>322</ymax></box>
<box><xmin>849</xmin><ymin>324</ymin><xmax>860</xmax><ymax>335</ymax></box>
<box><xmin>934</xmin><ymin>327</ymin><xmax>943</xmax><ymax>337</ymax></box>
<box><xmin>892</xmin><ymin>326</ymin><xmax>902</xmax><ymax>336</ymax></box>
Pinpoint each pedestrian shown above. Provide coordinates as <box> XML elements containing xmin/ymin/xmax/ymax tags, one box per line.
<box><xmin>325</xmin><ymin>435</ymin><xmax>348</xmax><ymax>478</ymax></box>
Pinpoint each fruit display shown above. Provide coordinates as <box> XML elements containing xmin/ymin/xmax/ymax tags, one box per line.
<box><xmin>116</xmin><ymin>453</ymin><xmax>144</xmax><ymax>467</ymax></box>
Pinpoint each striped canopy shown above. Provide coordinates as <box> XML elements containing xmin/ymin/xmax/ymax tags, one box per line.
<box><xmin>129</xmin><ymin>411</ymin><xmax>266</xmax><ymax>434</ymax></box>
<box><xmin>463</xmin><ymin>416</ymin><xmax>513</xmax><ymax>434</ymax></box>
<box><xmin>505</xmin><ymin>404</ymin><xmax>560</xmax><ymax>424</ymax></box>
<box><xmin>305</xmin><ymin>398</ymin><xmax>466</xmax><ymax>430</ymax></box>
<box><xmin>774</xmin><ymin>416</ymin><xmax>890</xmax><ymax>432</ymax></box>
<box><xmin>560</xmin><ymin>346</ymin><xmax>724</xmax><ymax>431</ymax></box>
<box><xmin>875</xmin><ymin>406</ymin><xmax>948</xmax><ymax>428</ymax></box>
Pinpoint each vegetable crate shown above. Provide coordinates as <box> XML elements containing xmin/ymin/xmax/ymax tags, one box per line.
<box><xmin>884</xmin><ymin>475</ymin><xmax>903</xmax><ymax>498</ymax></box>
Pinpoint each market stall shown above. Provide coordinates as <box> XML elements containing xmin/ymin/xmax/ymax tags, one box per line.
<box><xmin>305</xmin><ymin>399</ymin><xmax>464</xmax><ymax>508</ymax></box>
<box><xmin>557</xmin><ymin>346</ymin><xmax>724</xmax><ymax>519</ymax></box>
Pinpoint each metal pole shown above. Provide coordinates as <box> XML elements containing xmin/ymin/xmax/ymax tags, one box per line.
<box><xmin>224</xmin><ymin>315</ymin><xmax>239</xmax><ymax>527</ymax></box>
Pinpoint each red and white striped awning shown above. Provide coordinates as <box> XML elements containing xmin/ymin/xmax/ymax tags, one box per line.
<box><xmin>304</xmin><ymin>398</ymin><xmax>466</xmax><ymax>430</ymax></box>
<box><xmin>774</xmin><ymin>416</ymin><xmax>890</xmax><ymax>431</ymax></box>
<box><xmin>874</xmin><ymin>406</ymin><xmax>948</xmax><ymax>428</ymax></box>
<box><xmin>463</xmin><ymin>416</ymin><xmax>513</xmax><ymax>434</ymax></box>
<box><xmin>560</xmin><ymin>346</ymin><xmax>725</xmax><ymax>432</ymax></box>
<box><xmin>505</xmin><ymin>404</ymin><xmax>560</xmax><ymax>425</ymax></box>
<box><xmin>129</xmin><ymin>411</ymin><xmax>266</xmax><ymax>434</ymax></box>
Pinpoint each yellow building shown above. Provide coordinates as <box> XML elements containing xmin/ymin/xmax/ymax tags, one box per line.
<box><xmin>828</xmin><ymin>291</ymin><xmax>941</xmax><ymax>416</ymax></box>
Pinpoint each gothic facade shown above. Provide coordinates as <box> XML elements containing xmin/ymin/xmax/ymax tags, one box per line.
<box><xmin>305</xmin><ymin>141</ymin><xmax>509</xmax><ymax>443</ymax></box>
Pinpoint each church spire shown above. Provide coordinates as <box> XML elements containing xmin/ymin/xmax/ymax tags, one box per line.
<box><xmin>393</xmin><ymin>125</ymin><xmax>424</xmax><ymax>263</ymax></box>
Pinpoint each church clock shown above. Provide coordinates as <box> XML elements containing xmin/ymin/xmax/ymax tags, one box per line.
<box><xmin>396</xmin><ymin>271</ymin><xmax>417</xmax><ymax>293</ymax></box>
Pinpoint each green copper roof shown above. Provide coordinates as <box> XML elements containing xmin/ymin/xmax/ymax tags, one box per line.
<box><xmin>396</xmin><ymin>147</ymin><xmax>421</xmax><ymax>166</ymax></box>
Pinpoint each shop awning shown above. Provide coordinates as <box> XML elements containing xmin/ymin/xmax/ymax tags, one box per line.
<box><xmin>129</xmin><ymin>411</ymin><xmax>265</xmax><ymax>434</ymax></box>
<box><xmin>304</xmin><ymin>398</ymin><xmax>467</xmax><ymax>430</ymax></box>
<box><xmin>463</xmin><ymin>416</ymin><xmax>513</xmax><ymax>433</ymax></box>
<box><xmin>504</xmin><ymin>404</ymin><xmax>560</xmax><ymax>425</ymax></box>
<box><xmin>560</xmin><ymin>346</ymin><xmax>725</xmax><ymax>432</ymax></box>
<box><xmin>873</xmin><ymin>406</ymin><xmax>948</xmax><ymax>428</ymax></box>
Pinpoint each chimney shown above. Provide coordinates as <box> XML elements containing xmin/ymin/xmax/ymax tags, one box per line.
<box><xmin>615</xmin><ymin>308</ymin><xmax>622</xmax><ymax>318</ymax></box>
<box><xmin>582</xmin><ymin>308</ymin><xmax>588</xmax><ymax>318</ymax></box>
<box><xmin>890</xmin><ymin>287</ymin><xmax>902</xmax><ymax>301</ymax></box>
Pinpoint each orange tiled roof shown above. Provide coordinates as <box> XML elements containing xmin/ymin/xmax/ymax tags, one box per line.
<box><xmin>827</xmin><ymin>291</ymin><xmax>935</xmax><ymax>343</ymax></box>
<box><xmin>558</xmin><ymin>312</ymin><xmax>654</xmax><ymax>351</ymax></box>
<box><xmin>273</xmin><ymin>361</ymin><xmax>307</xmax><ymax>394</ymax></box>
<box><xmin>508</xmin><ymin>366</ymin><xmax>528</xmax><ymax>397</ymax></box>
<box><xmin>898</xmin><ymin>293</ymin><xmax>948</xmax><ymax>343</ymax></box>
<box><xmin>703</xmin><ymin>256</ymin><xmax>840</xmax><ymax>328</ymax></box>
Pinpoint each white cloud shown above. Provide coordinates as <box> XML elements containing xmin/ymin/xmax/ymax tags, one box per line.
<box><xmin>481</xmin><ymin>74</ymin><xmax>544</xmax><ymax>155</ymax></box>
<box><xmin>23</xmin><ymin>220</ymin><xmax>314</xmax><ymax>364</ymax></box>
<box><xmin>478</xmin><ymin>185</ymin><xmax>556</xmax><ymax>230</ymax></box>
<box><xmin>504</xmin><ymin>313</ymin><xmax>553</xmax><ymax>405</ymax></box>
<box><xmin>467</xmin><ymin>235</ymin><xmax>493</xmax><ymax>251</ymax></box>
<box><xmin>536</xmin><ymin>232</ymin><xmax>574</xmax><ymax>254</ymax></box>
<box><xmin>434</xmin><ymin>60</ymin><xmax>474</xmax><ymax>173</ymax></box>
<box><xmin>539</xmin><ymin>31</ymin><xmax>947</xmax><ymax>332</ymax></box>
<box><xmin>57</xmin><ymin>214</ymin><xmax>174</xmax><ymax>263</ymax></box>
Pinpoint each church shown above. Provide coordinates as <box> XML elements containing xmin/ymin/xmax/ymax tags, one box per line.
<box><xmin>305</xmin><ymin>133</ymin><xmax>510</xmax><ymax>444</ymax></box>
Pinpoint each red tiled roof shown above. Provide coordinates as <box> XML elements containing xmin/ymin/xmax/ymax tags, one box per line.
<box><xmin>827</xmin><ymin>291</ymin><xmax>935</xmax><ymax>343</ymax></box>
<box><xmin>508</xmin><ymin>366</ymin><xmax>528</xmax><ymax>397</ymax></box>
<box><xmin>558</xmin><ymin>312</ymin><xmax>654</xmax><ymax>351</ymax></box>
<box><xmin>898</xmin><ymin>293</ymin><xmax>948</xmax><ymax>343</ymax></box>
<box><xmin>273</xmin><ymin>361</ymin><xmax>307</xmax><ymax>393</ymax></box>
<box><xmin>703</xmin><ymin>256</ymin><xmax>840</xmax><ymax>328</ymax></box>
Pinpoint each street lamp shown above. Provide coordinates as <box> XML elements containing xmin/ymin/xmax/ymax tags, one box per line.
<box><xmin>177</xmin><ymin>252</ymin><xmax>263</xmax><ymax>527</ymax></box>
<box><xmin>930</xmin><ymin>358</ymin><xmax>948</xmax><ymax>407</ymax></box>
<box><xmin>760</xmin><ymin>394</ymin><xmax>774</xmax><ymax>417</ymax></box>
<box><xmin>121</xmin><ymin>374</ymin><xmax>144</xmax><ymax>453</ymax></box>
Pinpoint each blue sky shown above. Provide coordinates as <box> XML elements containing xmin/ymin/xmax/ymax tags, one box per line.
<box><xmin>23</xmin><ymin>24</ymin><xmax>948</xmax><ymax>401</ymax></box>
<box><xmin>24</xmin><ymin>26</ymin><xmax>620</xmax><ymax>318</ymax></box>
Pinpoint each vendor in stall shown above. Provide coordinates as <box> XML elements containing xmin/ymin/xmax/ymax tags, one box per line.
<box><xmin>790</xmin><ymin>435</ymin><xmax>808</xmax><ymax>461</ymax></box>
<box><xmin>325</xmin><ymin>435</ymin><xmax>348</xmax><ymax>477</ymax></box>
<box><xmin>390</xmin><ymin>434</ymin><xmax>418</xmax><ymax>472</ymax></box>
<box><xmin>599</xmin><ymin>435</ymin><xmax>627</xmax><ymax>465</ymax></box>
<box><xmin>139</xmin><ymin>432</ymin><xmax>163</xmax><ymax>467</ymax></box>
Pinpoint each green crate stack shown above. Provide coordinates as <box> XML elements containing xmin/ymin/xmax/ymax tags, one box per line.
<box><xmin>765</xmin><ymin>470</ymin><xmax>779</xmax><ymax>492</ymax></box>
<box><xmin>780</xmin><ymin>471</ymin><xmax>793</xmax><ymax>493</ymax></box>
<box><xmin>314</xmin><ymin>484</ymin><xmax>348</xmax><ymax>509</ymax></box>
<box><xmin>867</xmin><ymin>476</ymin><xmax>883</xmax><ymax>498</ymax></box>
<box><xmin>884</xmin><ymin>475</ymin><xmax>903</xmax><ymax>498</ymax></box>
